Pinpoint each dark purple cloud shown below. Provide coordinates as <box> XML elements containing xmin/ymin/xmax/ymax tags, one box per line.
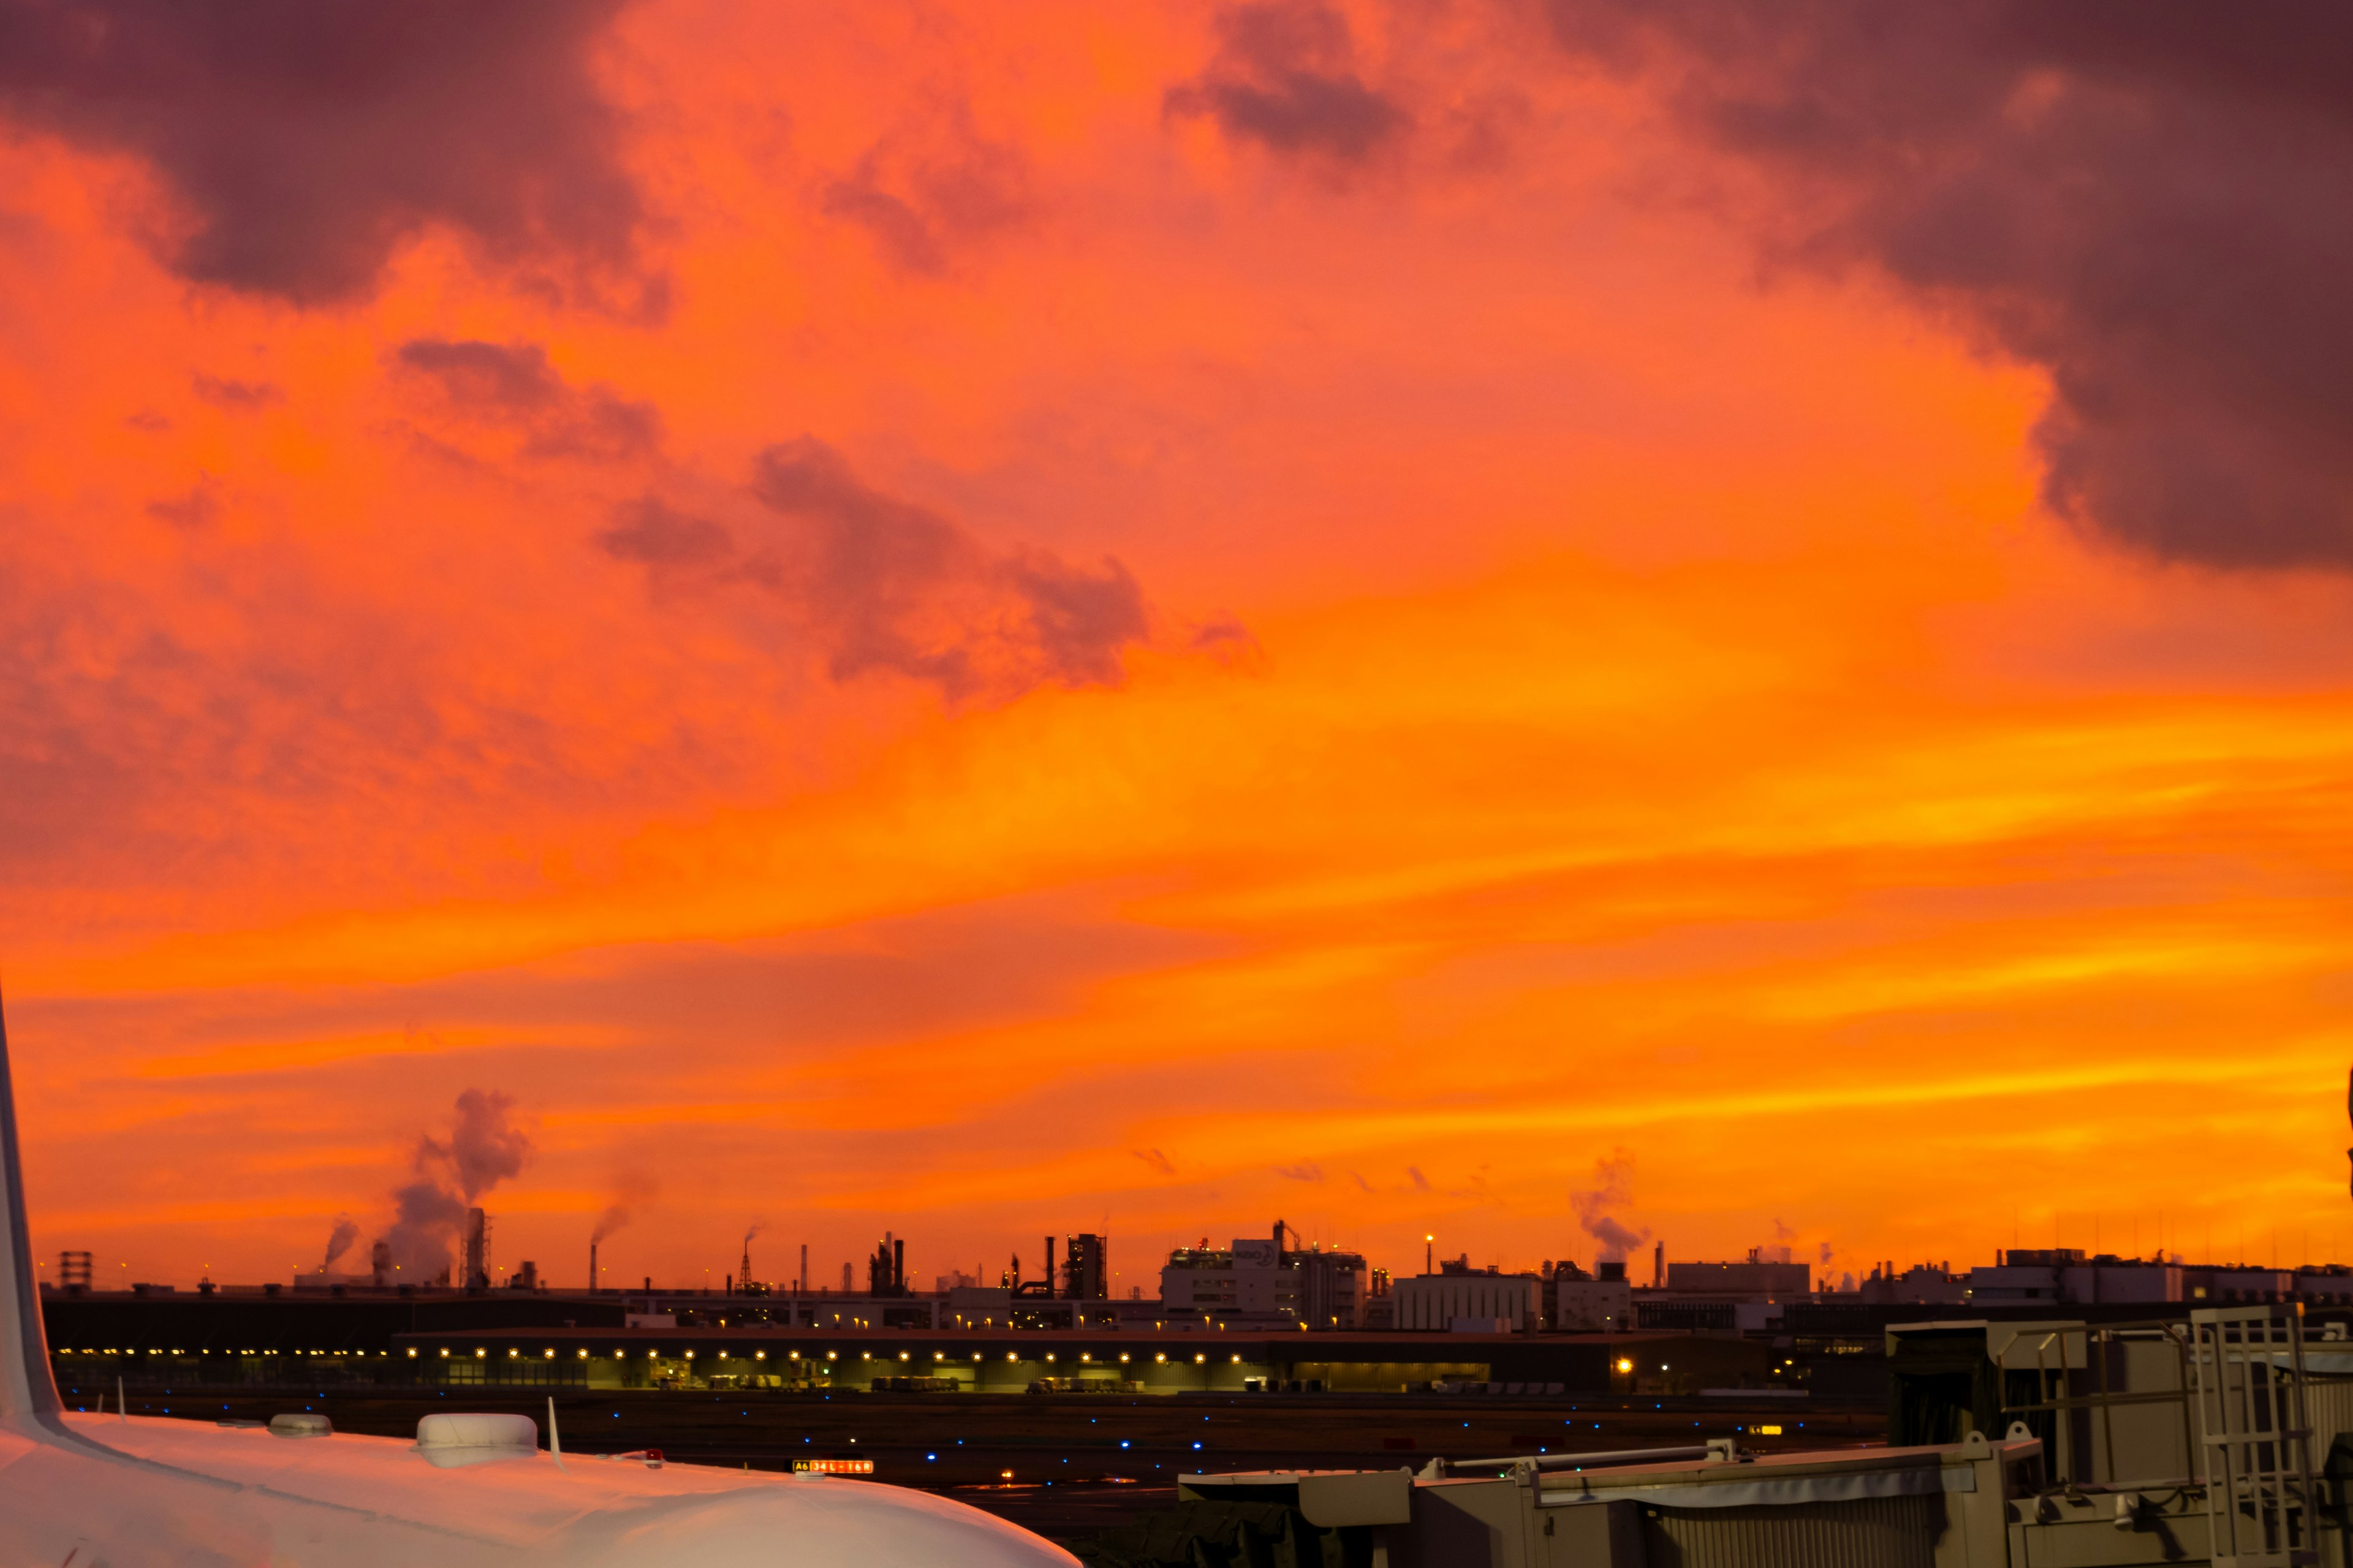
<box><xmin>594</xmin><ymin>439</ymin><xmax>1150</xmax><ymax>701</ymax></box>
<box><xmin>1165</xmin><ymin>1</ymin><xmax>1411</xmax><ymax>164</ymax></box>
<box><xmin>729</xmin><ymin>437</ymin><xmax>1146</xmax><ymax>700</ymax></box>
<box><xmin>395</xmin><ymin>338</ymin><xmax>660</xmax><ymax>461</ymax></box>
<box><xmin>143</xmin><ymin>478</ymin><xmax>219</xmax><ymax>529</ymax></box>
<box><xmin>596</xmin><ymin>498</ymin><xmax>733</xmax><ymax>569</ymax></box>
<box><xmin>191</xmin><ymin>374</ymin><xmax>281</xmax><ymax>412</ymax></box>
<box><xmin>820</xmin><ymin>102</ymin><xmax>1034</xmax><ymax>276</ymax></box>
<box><xmin>1544</xmin><ymin>0</ymin><xmax>2353</xmax><ymax>568</ymax></box>
<box><xmin>0</xmin><ymin>0</ymin><xmax>648</xmax><ymax>307</ymax></box>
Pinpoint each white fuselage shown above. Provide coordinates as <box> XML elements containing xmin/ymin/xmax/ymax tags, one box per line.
<box><xmin>0</xmin><ymin>1412</ymin><xmax>1079</xmax><ymax>1566</ymax></box>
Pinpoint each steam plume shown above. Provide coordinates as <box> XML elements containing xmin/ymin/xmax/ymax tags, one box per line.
<box><xmin>591</xmin><ymin>1170</ymin><xmax>658</xmax><ymax>1245</ymax></box>
<box><xmin>321</xmin><ymin>1216</ymin><xmax>358</xmax><ymax>1272</ymax></box>
<box><xmin>375</xmin><ymin>1089</ymin><xmax>534</xmax><ymax>1281</ymax></box>
<box><xmin>1570</xmin><ymin>1151</ymin><xmax>1653</xmax><ymax>1263</ymax></box>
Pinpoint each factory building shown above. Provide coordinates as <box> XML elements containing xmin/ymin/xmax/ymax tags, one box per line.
<box><xmin>1392</xmin><ymin>1259</ymin><xmax>1543</xmax><ymax>1332</ymax></box>
<box><xmin>1549</xmin><ymin>1259</ymin><xmax>1632</xmax><ymax>1331</ymax></box>
<box><xmin>1158</xmin><ymin>1224</ymin><xmax>1368</xmax><ymax>1329</ymax></box>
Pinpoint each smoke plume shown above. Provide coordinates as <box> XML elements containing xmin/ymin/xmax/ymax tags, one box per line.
<box><xmin>1571</xmin><ymin>1151</ymin><xmax>1653</xmax><ymax>1263</ymax></box>
<box><xmin>590</xmin><ymin>1169</ymin><xmax>659</xmax><ymax>1246</ymax></box>
<box><xmin>376</xmin><ymin>1089</ymin><xmax>534</xmax><ymax>1282</ymax></box>
<box><xmin>320</xmin><ymin>1216</ymin><xmax>359</xmax><ymax>1273</ymax></box>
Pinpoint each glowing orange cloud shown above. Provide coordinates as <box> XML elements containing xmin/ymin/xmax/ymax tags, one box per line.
<box><xmin>2</xmin><ymin>0</ymin><xmax>2350</xmax><ymax>1297</ymax></box>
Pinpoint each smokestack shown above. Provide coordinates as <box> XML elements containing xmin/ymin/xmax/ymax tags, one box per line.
<box><xmin>589</xmin><ymin>1240</ymin><xmax>598</xmax><ymax>1294</ymax></box>
<box><xmin>1652</xmin><ymin>1240</ymin><xmax>1664</xmax><ymax>1289</ymax></box>
<box><xmin>800</xmin><ymin>1243</ymin><xmax>808</xmax><ymax>1295</ymax></box>
<box><xmin>464</xmin><ymin>1208</ymin><xmax>490</xmax><ymax>1290</ymax></box>
<box><xmin>1044</xmin><ymin>1236</ymin><xmax>1055</xmax><ymax>1296</ymax></box>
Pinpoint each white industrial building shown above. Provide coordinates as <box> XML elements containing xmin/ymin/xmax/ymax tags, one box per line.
<box><xmin>1392</xmin><ymin>1268</ymin><xmax>1542</xmax><ymax>1331</ymax></box>
<box><xmin>1158</xmin><ymin>1227</ymin><xmax>1367</xmax><ymax>1328</ymax></box>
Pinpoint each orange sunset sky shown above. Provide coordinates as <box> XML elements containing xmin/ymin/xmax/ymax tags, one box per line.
<box><xmin>4</xmin><ymin>1</ymin><xmax>2352</xmax><ymax>1296</ymax></box>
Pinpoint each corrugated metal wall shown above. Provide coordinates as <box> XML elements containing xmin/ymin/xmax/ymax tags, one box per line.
<box><xmin>1639</xmin><ymin>1494</ymin><xmax>1942</xmax><ymax>1568</ymax></box>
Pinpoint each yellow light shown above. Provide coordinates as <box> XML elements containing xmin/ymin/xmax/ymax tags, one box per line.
<box><xmin>1615</xmin><ymin>1358</ymin><xmax>1633</xmax><ymax>1374</ymax></box>
<box><xmin>1156</xmin><ymin>1354</ymin><xmax>1167</xmax><ymax>1363</ymax></box>
<box><xmin>577</xmin><ymin>1350</ymin><xmax>588</xmax><ymax>1359</ymax></box>
<box><xmin>476</xmin><ymin>1349</ymin><xmax>487</xmax><ymax>1359</ymax></box>
<box><xmin>1756</xmin><ymin>1425</ymin><xmax>1783</xmax><ymax>1436</ymax></box>
<box><xmin>1230</xmin><ymin>1354</ymin><xmax>1241</xmax><ymax>1363</ymax></box>
<box><xmin>1119</xmin><ymin>1354</ymin><xmax>1130</xmax><ymax>1363</ymax></box>
<box><xmin>507</xmin><ymin>1349</ymin><xmax>519</xmax><ymax>1359</ymax></box>
<box><xmin>756</xmin><ymin>1351</ymin><xmax>766</xmax><ymax>1360</ymax></box>
<box><xmin>685</xmin><ymin>1350</ymin><xmax>695</xmax><ymax>1360</ymax></box>
<box><xmin>899</xmin><ymin>1352</ymin><xmax>909</xmax><ymax>1362</ymax></box>
<box><xmin>544</xmin><ymin>1349</ymin><xmax>555</xmax><ymax>1359</ymax></box>
<box><xmin>1194</xmin><ymin>1354</ymin><xmax>1206</xmax><ymax>1364</ymax></box>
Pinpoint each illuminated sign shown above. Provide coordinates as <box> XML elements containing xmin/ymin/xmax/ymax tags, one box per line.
<box><xmin>794</xmin><ymin>1458</ymin><xmax>874</xmax><ymax>1475</ymax></box>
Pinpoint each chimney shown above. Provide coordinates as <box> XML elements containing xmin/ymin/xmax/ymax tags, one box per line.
<box><xmin>464</xmin><ymin>1207</ymin><xmax>490</xmax><ymax>1290</ymax></box>
<box><xmin>893</xmin><ymin>1238</ymin><xmax>905</xmax><ymax>1293</ymax></box>
<box><xmin>1652</xmin><ymin>1241</ymin><xmax>1664</xmax><ymax>1289</ymax></box>
<box><xmin>800</xmin><ymin>1243</ymin><xmax>808</xmax><ymax>1295</ymax></box>
<box><xmin>1045</xmin><ymin>1236</ymin><xmax>1056</xmax><ymax>1295</ymax></box>
<box><xmin>589</xmin><ymin>1240</ymin><xmax>598</xmax><ymax>1294</ymax></box>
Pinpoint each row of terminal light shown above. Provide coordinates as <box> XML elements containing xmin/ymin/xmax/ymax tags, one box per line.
<box><xmin>61</xmin><ymin>1349</ymin><xmax>396</xmax><ymax>1358</ymax></box>
<box><xmin>428</xmin><ymin>1346</ymin><xmax>1249</xmax><ymax>1366</ymax></box>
